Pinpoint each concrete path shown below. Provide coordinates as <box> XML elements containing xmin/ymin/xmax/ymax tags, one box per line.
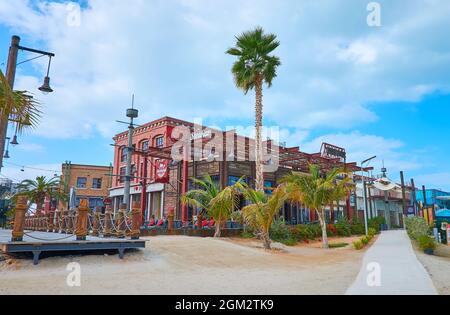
<box><xmin>346</xmin><ymin>230</ymin><xmax>438</xmax><ymax>295</ymax></box>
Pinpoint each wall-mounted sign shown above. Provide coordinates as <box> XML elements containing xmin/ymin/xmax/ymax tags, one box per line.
<box><xmin>155</xmin><ymin>160</ymin><xmax>170</xmax><ymax>183</ymax></box>
<box><xmin>321</xmin><ymin>143</ymin><xmax>347</xmax><ymax>162</ymax></box>
<box><xmin>190</xmin><ymin>129</ymin><xmax>212</xmax><ymax>141</ymax></box>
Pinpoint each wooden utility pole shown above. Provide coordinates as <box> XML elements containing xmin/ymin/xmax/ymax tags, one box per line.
<box><xmin>0</xmin><ymin>36</ymin><xmax>20</xmax><ymax>171</ymax></box>
<box><xmin>400</xmin><ymin>171</ymin><xmax>408</xmax><ymax>216</ymax></box>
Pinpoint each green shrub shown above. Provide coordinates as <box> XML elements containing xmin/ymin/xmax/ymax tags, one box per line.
<box><xmin>350</xmin><ymin>216</ymin><xmax>365</xmax><ymax>235</ymax></box>
<box><xmin>368</xmin><ymin>216</ymin><xmax>386</xmax><ymax>233</ymax></box>
<box><xmin>335</xmin><ymin>218</ymin><xmax>352</xmax><ymax>237</ymax></box>
<box><xmin>368</xmin><ymin>228</ymin><xmax>377</xmax><ymax>237</ymax></box>
<box><xmin>292</xmin><ymin>224</ymin><xmax>322</xmax><ymax>241</ymax></box>
<box><xmin>270</xmin><ymin>218</ymin><xmax>291</xmax><ymax>242</ymax></box>
<box><xmin>353</xmin><ymin>240</ymin><xmax>364</xmax><ymax>250</ymax></box>
<box><xmin>361</xmin><ymin>236</ymin><xmax>370</xmax><ymax>245</ymax></box>
<box><xmin>280</xmin><ymin>238</ymin><xmax>298</xmax><ymax>246</ymax></box>
<box><xmin>418</xmin><ymin>235</ymin><xmax>437</xmax><ymax>252</ymax></box>
<box><xmin>329</xmin><ymin>243</ymin><xmax>349</xmax><ymax>249</ymax></box>
<box><xmin>241</xmin><ymin>231</ymin><xmax>255</xmax><ymax>239</ymax></box>
<box><xmin>405</xmin><ymin>217</ymin><xmax>430</xmax><ymax>240</ymax></box>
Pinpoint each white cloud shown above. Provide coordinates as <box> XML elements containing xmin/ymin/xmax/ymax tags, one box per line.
<box><xmin>414</xmin><ymin>172</ymin><xmax>450</xmax><ymax>192</ymax></box>
<box><xmin>0</xmin><ymin>0</ymin><xmax>448</xmax><ymax>139</ymax></box>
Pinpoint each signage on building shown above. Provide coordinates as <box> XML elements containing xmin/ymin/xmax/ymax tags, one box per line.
<box><xmin>190</xmin><ymin>129</ymin><xmax>212</xmax><ymax>141</ymax></box>
<box><xmin>155</xmin><ymin>160</ymin><xmax>170</xmax><ymax>183</ymax></box>
<box><xmin>321</xmin><ymin>143</ymin><xmax>347</xmax><ymax>162</ymax></box>
<box><xmin>103</xmin><ymin>197</ymin><xmax>112</xmax><ymax>206</ymax></box>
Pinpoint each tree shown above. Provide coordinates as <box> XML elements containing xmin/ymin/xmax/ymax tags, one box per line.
<box><xmin>16</xmin><ymin>176</ymin><xmax>63</xmax><ymax>214</ymax></box>
<box><xmin>226</xmin><ymin>27</ymin><xmax>281</xmax><ymax>192</ymax></box>
<box><xmin>238</xmin><ymin>182</ymin><xmax>288</xmax><ymax>250</ymax></box>
<box><xmin>181</xmin><ymin>175</ymin><xmax>240</xmax><ymax>237</ymax></box>
<box><xmin>282</xmin><ymin>165</ymin><xmax>351</xmax><ymax>249</ymax></box>
<box><xmin>0</xmin><ymin>70</ymin><xmax>41</xmax><ymax>164</ymax></box>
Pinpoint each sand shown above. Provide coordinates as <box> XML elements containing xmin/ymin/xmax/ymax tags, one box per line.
<box><xmin>414</xmin><ymin>244</ymin><xmax>450</xmax><ymax>295</ymax></box>
<box><xmin>0</xmin><ymin>236</ymin><xmax>365</xmax><ymax>295</ymax></box>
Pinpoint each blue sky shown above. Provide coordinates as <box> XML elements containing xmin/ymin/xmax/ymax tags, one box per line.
<box><xmin>0</xmin><ymin>0</ymin><xmax>449</xmax><ymax>190</ymax></box>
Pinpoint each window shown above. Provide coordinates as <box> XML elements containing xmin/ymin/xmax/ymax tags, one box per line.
<box><xmin>142</xmin><ymin>140</ymin><xmax>149</xmax><ymax>152</ymax></box>
<box><xmin>155</xmin><ymin>136</ymin><xmax>164</xmax><ymax>148</ymax></box>
<box><xmin>92</xmin><ymin>178</ymin><xmax>102</xmax><ymax>189</ymax></box>
<box><xmin>76</xmin><ymin>177</ymin><xmax>87</xmax><ymax>189</ymax></box>
<box><xmin>120</xmin><ymin>148</ymin><xmax>127</xmax><ymax>162</ymax></box>
<box><xmin>119</xmin><ymin>167</ymin><xmax>126</xmax><ymax>183</ymax></box>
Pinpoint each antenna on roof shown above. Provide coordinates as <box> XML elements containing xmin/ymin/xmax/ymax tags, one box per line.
<box><xmin>131</xmin><ymin>94</ymin><xmax>135</xmax><ymax>109</ymax></box>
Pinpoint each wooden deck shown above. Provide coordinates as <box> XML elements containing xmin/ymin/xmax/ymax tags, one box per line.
<box><xmin>0</xmin><ymin>229</ymin><xmax>146</xmax><ymax>265</ymax></box>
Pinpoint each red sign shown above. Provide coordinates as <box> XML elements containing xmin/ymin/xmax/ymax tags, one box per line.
<box><xmin>155</xmin><ymin>160</ymin><xmax>170</xmax><ymax>183</ymax></box>
<box><xmin>103</xmin><ymin>198</ymin><xmax>112</xmax><ymax>206</ymax></box>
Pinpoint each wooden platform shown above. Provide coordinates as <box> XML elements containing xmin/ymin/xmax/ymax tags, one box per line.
<box><xmin>0</xmin><ymin>229</ymin><xmax>146</xmax><ymax>265</ymax></box>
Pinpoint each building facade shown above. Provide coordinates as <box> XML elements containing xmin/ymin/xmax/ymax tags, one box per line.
<box><xmin>60</xmin><ymin>162</ymin><xmax>113</xmax><ymax>210</ymax></box>
<box><xmin>110</xmin><ymin>117</ymin><xmax>363</xmax><ymax>225</ymax></box>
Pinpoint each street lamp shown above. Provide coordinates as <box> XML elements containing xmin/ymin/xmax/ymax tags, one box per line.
<box><xmin>3</xmin><ymin>138</ymin><xmax>11</xmax><ymax>159</ymax></box>
<box><xmin>0</xmin><ymin>35</ymin><xmax>55</xmax><ymax>172</ymax></box>
<box><xmin>361</xmin><ymin>156</ymin><xmax>377</xmax><ymax>236</ymax></box>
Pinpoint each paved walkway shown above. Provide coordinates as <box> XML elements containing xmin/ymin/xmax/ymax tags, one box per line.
<box><xmin>346</xmin><ymin>230</ymin><xmax>437</xmax><ymax>295</ymax></box>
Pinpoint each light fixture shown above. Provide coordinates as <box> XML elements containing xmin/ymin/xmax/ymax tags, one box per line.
<box><xmin>3</xmin><ymin>150</ymin><xmax>10</xmax><ymax>159</ymax></box>
<box><xmin>38</xmin><ymin>76</ymin><xmax>53</xmax><ymax>94</ymax></box>
<box><xmin>3</xmin><ymin>137</ymin><xmax>11</xmax><ymax>159</ymax></box>
<box><xmin>38</xmin><ymin>56</ymin><xmax>54</xmax><ymax>94</ymax></box>
<box><xmin>10</xmin><ymin>135</ymin><xmax>19</xmax><ymax>146</ymax></box>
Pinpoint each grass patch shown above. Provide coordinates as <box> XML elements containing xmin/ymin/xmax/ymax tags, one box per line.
<box><xmin>329</xmin><ymin>243</ymin><xmax>349</xmax><ymax>249</ymax></box>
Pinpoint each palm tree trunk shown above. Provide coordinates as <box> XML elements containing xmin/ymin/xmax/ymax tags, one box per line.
<box><xmin>317</xmin><ymin>210</ymin><xmax>329</xmax><ymax>249</ymax></box>
<box><xmin>255</xmin><ymin>74</ymin><xmax>264</xmax><ymax>192</ymax></box>
<box><xmin>214</xmin><ymin>222</ymin><xmax>221</xmax><ymax>238</ymax></box>
<box><xmin>262</xmin><ymin>232</ymin><xmax>271</xmax><ymax>250</ymax></box>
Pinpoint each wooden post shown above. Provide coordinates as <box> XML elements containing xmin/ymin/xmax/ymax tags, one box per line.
<box><xmin>104</xmin><ymin>205</ymin><xmax>113</xmax><ymax>238</ymax></box>
<box><xmin>75</xmin><ymin>200</ymin><xmax>89</xmax><ymax>241</ymax></box>
<box><xmin>91</xmin><ymin>207</ymin><xmax>101</xmax><ymax>237</ymax></box>
<box><xmin>131</xmin><ymin>201</ymin><xmax>141</xmax><ymax>240</ymax></box>
<box><xmin>116</xmin><ymin>204</ymin><xmax>127</xmax><ymax>239</ymax></box>
<box><xmin>47</xmin><ymin>205</ymin><xmax>56</xmax><ymax>233</ymax></box>
<box><xmin>11</xmin><ymin>196</ymin><xmax>28</xmax><ymax>242</ymax></box>
<box><xmin>168</xmin><ymin>207</ymin><xmax>175</xmax><ymax>231</ymax></box>
<box><xmin>54</xmin><ymin>210</ymin><xmax>61</xmax><ymax>233</ymax></box>
<box><xmin>61</xmin><ymin>209</ymin><xmax>68</xmax><ymax>233</ymax></box>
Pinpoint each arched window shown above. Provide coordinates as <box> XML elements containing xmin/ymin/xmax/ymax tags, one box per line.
<box><xmin>154</xmin><ymin>135</ymin><xmax>164</xmax><ymax>148</ymax></box>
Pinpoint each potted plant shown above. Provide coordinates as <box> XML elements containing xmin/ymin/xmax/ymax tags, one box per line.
<box><xmin>418</xmin><ymin>235</ymin><xmax>437</xmax><ymax>255</ymax></box>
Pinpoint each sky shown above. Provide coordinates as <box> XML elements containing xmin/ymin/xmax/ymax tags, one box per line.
<box><xmin>0</xmin><ymin>0</ymin><xmax>449</xmax><ymax>191</ymax></box>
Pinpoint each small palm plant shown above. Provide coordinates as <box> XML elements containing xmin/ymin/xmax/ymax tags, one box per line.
<box><xmin>181</xmin><ymin>175</ymin><xmax>240</xmax><ymax>237</ymax></box>
<box><xmin>227</xmin><ymin>27</ymin><xmax>281</xmax><ymax>192</ymax></box>
<box><xmin>282</xmin><ymin>165</ymin><xmax>351</xmax><ymax>249</ymax></box>
<box><xmin>237</xmin><ymin>182</ymin><xmax>288</xmax><ymax>250</ymax></box>
<box><xmin>16</xmin><ymin>176</ymin><xmax>63</xmax><ymax>214</ymax></box>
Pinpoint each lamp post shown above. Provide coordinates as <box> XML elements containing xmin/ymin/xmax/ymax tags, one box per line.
<box><xmin>123</xmin><ymin>96</ymin><xmax>138</xmax><ymax>213</ymax></box>
<box><xmin>361</xmin><ymin>156</ymin><xmax>377</xmax><ymax>236</ymax></box>
<box><xmin>0</xmin><ymin>35</ymin><xmax>55</xmax><ymax>172</ymax></box>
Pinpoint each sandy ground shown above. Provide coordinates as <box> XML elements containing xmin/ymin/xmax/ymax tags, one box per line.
<box><xmin>0</xmin><ymin>236</ymin><xmax>365</xmax><ymax>295</ymax></box>
<box><xmin>414</xmin><ymin>244</ymin><xmax>450</xmax><ymax>295</ymax></box>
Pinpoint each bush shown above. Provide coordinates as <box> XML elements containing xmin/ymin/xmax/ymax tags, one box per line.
<box><xmin>353</xmin><ymin>240</ymin><xmax>364</xmax><ymax>250</ymax></box>
<box><xmin>350</xmin><ymin>216</ymin><xmax>365</xmax><ymax>235</ymax></box>
<box><xmin>368</xmin><ymin>216</ymin><xmax>387</xmax><ymax>233</ymax></box>
<box><xmin>361</xmin><ymin>236</ymin><xmax>370</xmax><ymax>245</ymax></box>
<box><xmin>241</xmin><ymin>231</ymin><xmax>254</xmax><ymax>239</ymax></box>
<box><xmin>418</xmin><ymin>235</ymin><xmax>437</xmax><ymax>252</ymax></box>
<box><xmin>327</xmin><ymin>224</ymin><xmax>337</xmax><ymax>237</ymax></box>
<box><xmin>270</xmin><ymin>218</ymin><xmax>291</xmax><ymax>242</ymax></box>
<box><xmin>405</xmin><ymin>217</ymin><xmax>430</xmax><ymax>240</ymax></box>
<box><xmin>335</xmin><ymin>218</ymin><xmax>352</xmax><ymax>237</ymax></box>
<box><xmin>368</xmin><ymin>228</ymin><xmax>378</xmax><ymax>237</ymax></box>
<box><xmin>292</xmin><ymin>224</ymin><xmax>322</xmax><ymax>241</ymax></box>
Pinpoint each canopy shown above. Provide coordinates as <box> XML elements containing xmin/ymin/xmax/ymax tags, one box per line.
<box><xmin>372</xmin><ymin>177</ymin><xmax>401</xmax><ymax>191</ymax></box>
<box><xmin>436</xmin><ymin>209</ymin><xmax>450</xmax><ymax>218</ymax></box>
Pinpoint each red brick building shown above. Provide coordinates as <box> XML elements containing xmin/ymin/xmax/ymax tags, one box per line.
<box><xmin>110</xmin><ymin>116</ymin><xmax>362</xmax><ymax>225</ymax></box>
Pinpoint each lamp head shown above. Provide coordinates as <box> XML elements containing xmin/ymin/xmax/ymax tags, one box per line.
<box><xmin>10</xmin><ymin>135</ymin><xmax>19</xmax><ymax>146</ymax></box>
<box><xmin>38</xmin><ymin>76</ymin><xmax>54</xmax><ymax>94</ymax></box>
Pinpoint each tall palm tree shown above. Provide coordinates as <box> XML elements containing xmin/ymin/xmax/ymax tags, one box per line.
<box><xmin>227</xmin><ymin>27</ymin><xmax>281</xmax><ymax>192</ymax></box>
<box><xmin>282</xmin><ymin>165</ymin><xmax>351</xmax><ymax>249</ymax></box>
<box><xmin>238</xmin><ymin>182</ymin><xmax>288</xmax><ymax>250</ymax></box>
<box><xmin>16</xmin><ymin>176</ymin><xmax>62</xmax><ymax>215</ymax></box>
<box><xmin>0</xmin><ymin>70</ymin><xmax>41</xmax><ymax>168</ymax></box>
<box><xmin>181</xmin><ymin>175</ymin><xmax>240</xmax><ymax>237</ymax></box>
